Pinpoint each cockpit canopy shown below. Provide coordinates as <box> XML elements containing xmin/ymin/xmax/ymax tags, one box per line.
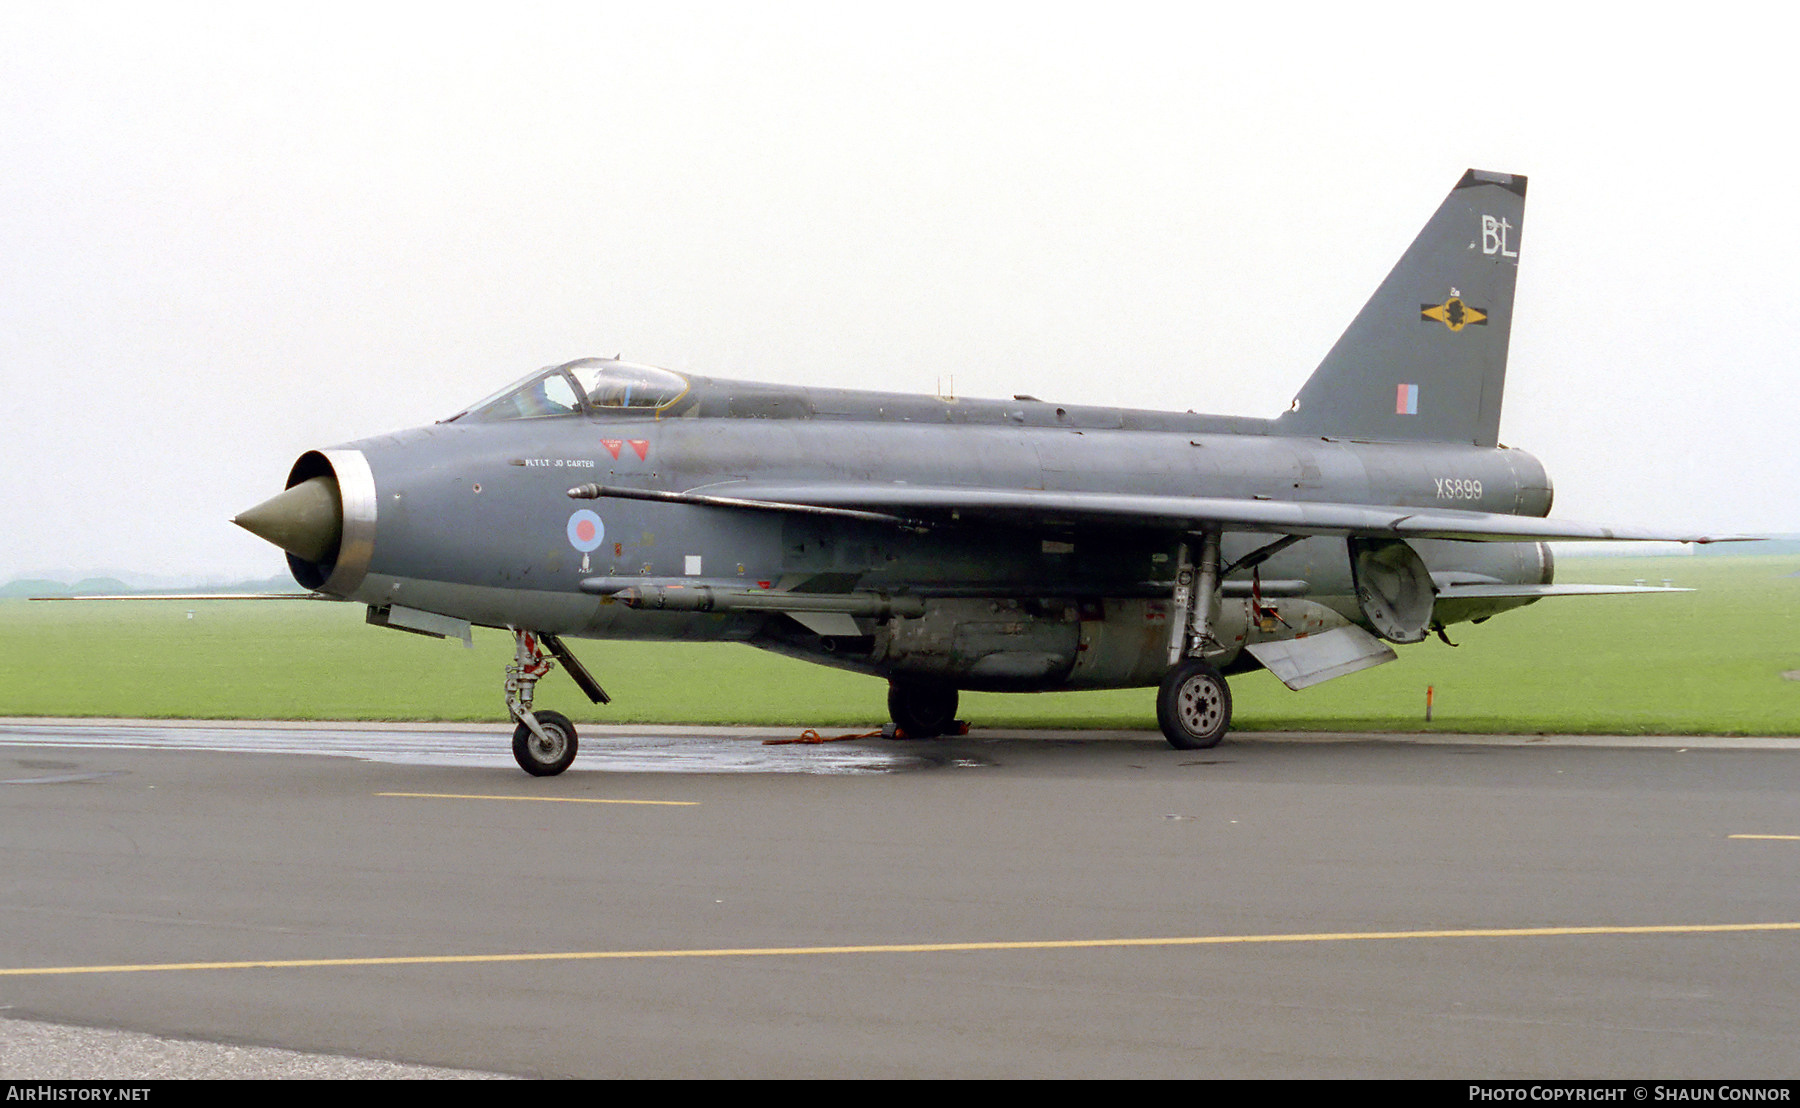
<box><xmin>451</xmin><ymin>359</ymin><xmax>689</xmax><ymax>422</ymax></box>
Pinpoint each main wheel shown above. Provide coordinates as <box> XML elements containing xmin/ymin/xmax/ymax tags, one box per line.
<box><xmin>1156</xmin><ymin>660</ymin><xmax>1232</xmax><ymax>750</ymax></box>
<box><xmin>513</xmin><ymin>709</ymin><xmax>578</xmax><ymax>776</ymax></box>
<box><xmin>887</xmin><ymin>681</ymin><xmax>959</xmax><ymax>739</ymax></box>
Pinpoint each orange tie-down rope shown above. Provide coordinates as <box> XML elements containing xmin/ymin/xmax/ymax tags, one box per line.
<box><xmin>764</xmin><ymin>728</ymin><xmax>885</xmax><ymax>745</ymax></box>
<box><xmin>763</xmin><ymin>722</ymin><xmax>969</xmax><ymax>745</ymax></box>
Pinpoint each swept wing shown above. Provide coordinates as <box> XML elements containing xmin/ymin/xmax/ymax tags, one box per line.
<box><xmin>572</xmin><ymin>481</ymin><xmax>1747</xmax><ymax>546</ymax></box>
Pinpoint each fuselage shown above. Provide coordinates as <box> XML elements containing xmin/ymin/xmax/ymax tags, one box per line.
<box><xmin>270</xmin><ymin>361</ymin><xmax>1557</xmax><ymax>692</ymax></box>
<box><xmin>229</xmin><ymin>170</ymin><xmax>1580</xmax><ymax>769</ymax></box>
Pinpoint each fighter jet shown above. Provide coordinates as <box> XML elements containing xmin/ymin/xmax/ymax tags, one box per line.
<box><xmin>234</xmin><ymin>169</ymin><xmax>1730</xmax><ymax>776</ymax></box>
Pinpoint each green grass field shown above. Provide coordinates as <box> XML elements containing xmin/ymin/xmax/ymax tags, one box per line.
<box><xmin>2</xmin><ymin>554</ymin><xmax>1795</xmax><ymax>734</ymax></box>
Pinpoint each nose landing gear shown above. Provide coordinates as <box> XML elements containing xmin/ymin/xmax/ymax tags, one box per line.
<box><xmin>505</xmin><ymin>629</ymin><xmax>609</xmax><ymax>776</ymax></box>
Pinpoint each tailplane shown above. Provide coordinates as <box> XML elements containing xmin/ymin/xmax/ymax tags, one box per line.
<box><xmin>1274</xmin><ymin>169</ymin><xmax>1526</xmax><ymax>447</ymax></box>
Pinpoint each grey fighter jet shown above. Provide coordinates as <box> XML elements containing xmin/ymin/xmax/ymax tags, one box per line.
<box><xmin>234</xmin><ymin>169</ymin><xmax>1729</xmax><ymax>776</ymax></box>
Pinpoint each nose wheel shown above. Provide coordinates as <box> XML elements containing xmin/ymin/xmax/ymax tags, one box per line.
<box><xmin>513</xmin><ymin>709</ymin><xmax>578</xmax><ymax>776</ymax></box>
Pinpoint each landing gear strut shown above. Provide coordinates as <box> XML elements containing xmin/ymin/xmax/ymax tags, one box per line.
<box><xmin>505</xmin><ymin>629</ymin><xmax>610</xmax><ymax>777</ymax></box>
<box><xmin>1158</xmin><ymin>527</ymin><xmax>1232</xmax><ymax>750</ymax></box>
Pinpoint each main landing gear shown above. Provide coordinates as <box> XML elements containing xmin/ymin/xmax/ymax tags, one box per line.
<box><xmin>887</xmin><ymin>680</ymin><xmax>960</xmax><ymax>739</ymax></box>
<box><xmin>1158</xmin><ymin>527</ymin><xmax>1232</xmax><ymax>750</ymax></box>
<box><xmin>505</xmin><ymin>629</ymin><xmax>610</xmax><ymax>777</ymax></box>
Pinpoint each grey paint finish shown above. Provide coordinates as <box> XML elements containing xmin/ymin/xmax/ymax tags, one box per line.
<box><xmin>233</xmin><ymin>169</ymin><xmax>1712</xmax><ymax>713</ymax></box>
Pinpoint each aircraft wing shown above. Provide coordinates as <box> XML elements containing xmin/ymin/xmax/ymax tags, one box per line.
<box><xmin>592</xmin><ymin>482</ymin><xmax>1747</xmax><ymax>545</ymax></box>
<box><xmin>28</xmin><ymin>592</ymin><xmax>338</xmax><ymax>601</ymax></box>
<box><xmin>1432</xmin><ymin>583</ymin><xmax>1689</xmax><ymax>597</ymax></box>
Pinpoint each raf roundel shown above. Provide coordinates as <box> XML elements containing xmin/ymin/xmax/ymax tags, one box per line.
<box><xmin>566</xmin><ymin>509</ymin><xmax>605</xmax><ymax>553</ymax></box>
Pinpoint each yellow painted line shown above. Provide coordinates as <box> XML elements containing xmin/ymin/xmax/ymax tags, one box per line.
<box><xmin>1729</xmin><ymin>834</ymin><xmax>1800</xmax><ymax>841</ymax></box>
<box><xmin>4</xmin><ymin>922</ymin><xmax>1798</xmax><ymax>978</ymax></box>
<box><xmin>377</xmin><ymin>792</ymin><xmax>695</xmax><ymax>807</ymax></box>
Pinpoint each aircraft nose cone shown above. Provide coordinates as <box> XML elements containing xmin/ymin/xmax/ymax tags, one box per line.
<box><xmin>233</xmin><ymin>475</ymin><xmax>343</xmax><ymax>563</ymax></box>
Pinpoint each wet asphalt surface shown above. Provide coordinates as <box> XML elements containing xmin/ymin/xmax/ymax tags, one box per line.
<box><xmin>4</xmin><ymin>720</ymin><xmax>1800</xmax><ymax>1078</ymax></box>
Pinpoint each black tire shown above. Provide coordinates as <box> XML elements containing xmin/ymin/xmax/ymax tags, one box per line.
<box><xmin>887</xmin><ymin>681</ymin><xmax>959</xmax><ymax>739</ymax></box>
<box><xmin>1156</xmin><ymin>660</ymin><xmax>1232</xmax><ymax>750</ymax></box>
<box><xmin>513</xmin><ymin>709</ymin><xmax>578</xmax><ymax>776</ymax></box>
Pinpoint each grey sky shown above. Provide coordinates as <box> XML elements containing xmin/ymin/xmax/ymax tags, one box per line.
<box><xmin>3</xmin><ymin>3</ymin><xmax>1794</xmax><ymax>582</ymax></box>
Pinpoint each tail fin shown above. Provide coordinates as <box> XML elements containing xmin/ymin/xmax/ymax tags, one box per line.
<box><xmin>1274</xmin><ymin>169</ymin><xmax>1526</xmax><ymax>447</ymax></box>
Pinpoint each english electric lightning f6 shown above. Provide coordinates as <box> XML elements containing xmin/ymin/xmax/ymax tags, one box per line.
<box><xmin>236</xmin><ymin>170</ymin><xmax>1728</xmax><ymax>776</ymax></box>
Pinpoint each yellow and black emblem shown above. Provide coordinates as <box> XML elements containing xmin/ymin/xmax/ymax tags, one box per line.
<box><xmin>1420</xmin><ymin>296</ymin><xmax>1487</xmax><ymax>332</ymax></box>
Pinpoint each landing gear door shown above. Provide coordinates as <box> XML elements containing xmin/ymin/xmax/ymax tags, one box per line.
<box><xmin>1245</xmin><ymin>626</ymin><xmax>1397</xmax><ymax>691</ymax></box>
